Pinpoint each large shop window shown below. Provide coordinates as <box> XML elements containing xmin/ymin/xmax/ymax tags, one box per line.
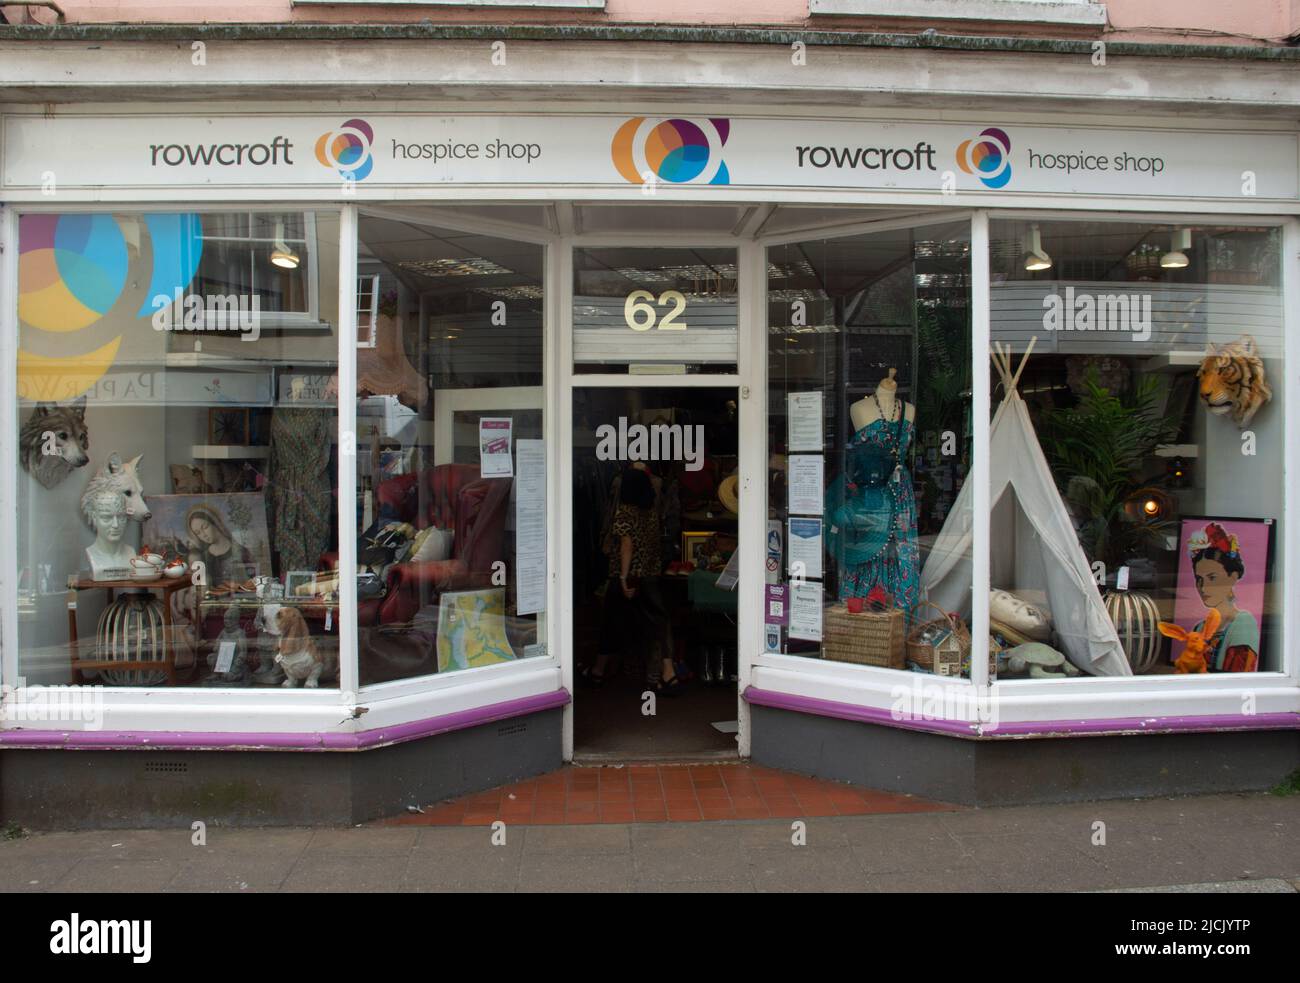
<box><xmin>350</xmin><ymin>215</ymin><xmax>546</xmax><ymax>686</ymax></box>
<box><xmin>16</xmin><ymin>210</ymin><xmax>341</xmax><ymax>688</ymax></box>
<box><xmin>967</xmin><ymin>218</ymin><xmax>1284</xmax><ymax>680</ymax></box>
<box><xmin>766</xmin><ymin>222</ymin><xmax>974</xmax><ymax>676</ymax></box>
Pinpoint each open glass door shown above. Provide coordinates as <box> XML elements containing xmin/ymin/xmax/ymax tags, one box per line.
<box><xmin>565</xmin><ymin>239</ymin><xmax>745</xmax><ymax>760</ymax></box>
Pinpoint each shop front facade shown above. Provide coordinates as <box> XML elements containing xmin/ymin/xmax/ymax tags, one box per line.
<box><xmin>1</xmin><ymin>24</ymin><xmax>1298</xmax><ymax>826</ymax></box>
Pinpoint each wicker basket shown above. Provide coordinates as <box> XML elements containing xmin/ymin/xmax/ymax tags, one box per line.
<box><xmin>822</xmin><ymin>604</ymin><xmax>906</xmax><ymax>668</ymax></box>
<box><xmin>906</xmin><ymin>601</ymin><xmax>971</xmax><ymax>674</ymax></box>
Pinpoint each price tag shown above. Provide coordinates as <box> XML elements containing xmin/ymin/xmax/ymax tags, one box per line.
<box><xmin>1116</xmin><ymin>565</ymin><xmax>1130</xmax><ymax>591</ymax></box>
<box><xmin>214</xmin><ymin>641</ymin><xmax>237</xmax><ymax>674</ymax></box>
<box><xmin>325</xmin><ymin>608</ymin><xmax>333</xmax><ymax>631</ymax></box>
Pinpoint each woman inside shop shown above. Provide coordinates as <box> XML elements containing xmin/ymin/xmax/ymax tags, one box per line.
<box><xmin>582</xmin><ymin>464</ymin><xmax>682</xmax><ymax>696</ymax></box>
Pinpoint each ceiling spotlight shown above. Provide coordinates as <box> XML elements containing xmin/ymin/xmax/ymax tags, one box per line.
<box><xmin>1160</xmin><ymin>228</ymin><xmax>1192</xmax><ymax>269</ymax></box>
<box><xmin>270</xmin><ymin>219</ymin><xmax>300</xmax><ymax>270</ymax></box>
<box><xmin>1022</xmin><ymin>224</ymin><xmax>1052</xmax><ymax>272</ymax></box>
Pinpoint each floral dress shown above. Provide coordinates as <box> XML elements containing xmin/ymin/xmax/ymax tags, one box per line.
<box><xmin>268</xmin><ymin>408</ymin><xmax>334</xmax><ymax>573</ymax></box>
<box><xmin>826</xmin><ymin>416</ymin><xmax>920</xmax><ymax>611</ymax></box>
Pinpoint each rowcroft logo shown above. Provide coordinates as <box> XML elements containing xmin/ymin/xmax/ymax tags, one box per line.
<box><xmin>315</xmin><ymin>118</ymin><xmax>375</xmax><ymax>182</ymax></box>
<box><xmin>1043</xmin><ymin>287</ymin><xmax>1153</xmax><ymax>341</ymax></box>
<box><xmin>612</xmin><ymin>118</ymin><xmax>731</xmax><ymax>186</ymax></box>
<box><xmin>596</xmin><ymin>417</ymin><xmax>704</xmax><ymax>472</ymax></box>
<box><xmin>956</xmin><ymin>127</ymin><xmax>1013</xmax><ymax>189</ymax></box>
<box><xmin>150</xmin><ymin>136</ymin><xmax>294</xmax><ymax>168</ymax></box>
<box><xmin>796</xmin><ymin>140</ymin><xmax>937</xmax><ymax>173</ymax></box>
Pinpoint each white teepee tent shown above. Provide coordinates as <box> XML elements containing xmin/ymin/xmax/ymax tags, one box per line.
<box><xmin>921</xmin><ymin>339</ymin><xmax>1131</xmax><ymax>677</ymax></box>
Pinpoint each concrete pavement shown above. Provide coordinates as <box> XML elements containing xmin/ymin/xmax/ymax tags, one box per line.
<box><xmin>1</xmin><ymin>791</ymin><xmax>1296</xmax><ymax>892</ymax></box>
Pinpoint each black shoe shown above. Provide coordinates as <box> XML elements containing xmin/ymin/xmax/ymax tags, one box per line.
<box><xmin>655</xmin><ymin>675</ymin><xmax>685</xmax><ymax>697</ymax></box>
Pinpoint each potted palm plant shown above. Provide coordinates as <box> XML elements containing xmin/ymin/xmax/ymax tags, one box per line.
<box><xmin>1037</xmin><ymin>373</ymin><xmax>1180</xmax><ymax>570</ymax></box>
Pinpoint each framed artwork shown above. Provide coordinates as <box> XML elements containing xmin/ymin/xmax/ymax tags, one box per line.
<box><xmin>208</xmin><ymin>407</ymin><xmax>249</xmax><ymax>446</ymax></box>
<box><xmin>284</xmin><ymin>570</ymin><xmax>319</xmax><ymax>599</ymax></box>
<box><xmin>1169</xmin><ymin>515</ymin><xmax>1274</xmax><ymax>673</ymax></box>
<box><xmin>682</xmin><ymin>531</ymin><xmax>714</xmax><ymax>568</ymax></box>
<box><xmin>436</xmin><ymin>588</ymin><xmax>517</xmax><ymax>673</ymax></box>
<box><xmin>142</xmin><ymin>493</ymin><xmax>272</xmax><ymax>587</ymax></box>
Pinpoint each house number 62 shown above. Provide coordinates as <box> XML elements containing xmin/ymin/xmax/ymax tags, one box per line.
<box><xmin>624</xmin><ymin>290</ymin><xmax>687</xmax><ymax>331</ymax></box>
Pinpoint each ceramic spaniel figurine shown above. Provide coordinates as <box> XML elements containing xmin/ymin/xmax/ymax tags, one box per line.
<box><xmin>1159</xmin><ymin>608</ymin><xmax>1222</xmax><ymax>674</ymax></box>
<box><xmin>260</xmin><ymin>604</ymin><xmax>337</xmax><ymax>688</ymax></box>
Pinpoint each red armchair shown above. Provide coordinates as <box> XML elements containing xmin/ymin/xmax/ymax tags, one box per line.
<box><xmin>363</xmin><ymin>464</ymin><xmax>513</xmax><ymax>625</ymax></box>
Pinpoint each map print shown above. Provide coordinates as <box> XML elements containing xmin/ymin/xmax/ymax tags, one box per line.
<box><xmin>436</xmin><ymin>588</ymin><xmax>517</xmax><ymax>673</ymax></box>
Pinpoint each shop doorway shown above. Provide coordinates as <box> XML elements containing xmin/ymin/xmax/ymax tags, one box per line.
<box><xmin>571</xmin><ymin>386</ymin><xmax>741</xmax><ymax>758</ymax></box>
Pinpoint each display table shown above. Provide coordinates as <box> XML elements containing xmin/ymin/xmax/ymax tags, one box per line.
<box><xmin>65</xmin><ymin>576</ymin><xmax>191</xmax><ymax>686</ymax></box>
<box><xmin>685</xmin><ymin>567</ymin><xmax>738</xmax><ymax>614</ymax></box>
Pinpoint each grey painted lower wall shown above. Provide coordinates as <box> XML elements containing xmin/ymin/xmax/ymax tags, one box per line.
<box><xmin>0</xmin><ymin>708</ymin><xmax>563</xmax><ymax>829</ymax></box>
<box><xmin>750</xmin><ymin>705</ymin><xmax>1300</xmax><ymax>806</ymax></box>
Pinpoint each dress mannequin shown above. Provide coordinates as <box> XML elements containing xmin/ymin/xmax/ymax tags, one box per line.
<box><xmin>83</xmin><ymin>489</ymin><xmax>135</xmax><ymax>580</ymax></box>
<box><xmin>827</xmin><ymin>367</ymin><xmax>920</xmax><ymax>610</ymax></box>
<box><xmin>850</xmin><ymin>368</ymin><xmax>915</xmax><ymax>430</ymax></box>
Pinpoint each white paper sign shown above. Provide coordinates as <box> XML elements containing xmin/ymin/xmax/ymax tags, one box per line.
<box><xmin>515</xmin><ymin>438</ymin><xmax>547</xmax><ymax>616</ymax></box>
<box><xmin>714</xmin><ymin>547</ymin><xmax>741</xmax><ymax>591</ymax></box>
<box><xmin>787</xmin><ymin>392</ymin><xmax>823</xmax><ymax>452</ymax></box>
<box><xmin>787</xmin><ymin>517</ymin><xmax>823</xmax><ymax>581</ymax></box>
<box><xmin>479</xmin><ymin>417</ymin><xmax>514</xmax><ymax>478</ymax></box>
<box><xmin>788</xmin><ymin>455</ymin><xmax>825</xmax><ymax>516</ymax></box>
<box><xmin>214</xmin><ymin>641</ymin><xmax>237</xmax><ymax>674</ymax></box>
<box><xmin>789</xmin><ymin>582</ymin><xmax>824</xmax><ymax>642</ymax></box>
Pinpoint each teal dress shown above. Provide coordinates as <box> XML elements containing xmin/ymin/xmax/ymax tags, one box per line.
<box><xmin>825</xmin><ymin>416</ymin><xmax>920</xmax><ymax>611</ymax></box>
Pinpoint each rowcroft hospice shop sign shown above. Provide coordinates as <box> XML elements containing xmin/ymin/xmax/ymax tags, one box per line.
<box><xmin>2</xmin><ymin>114</ymin><xmax>1296</xmax><ymax>199</ymax></box>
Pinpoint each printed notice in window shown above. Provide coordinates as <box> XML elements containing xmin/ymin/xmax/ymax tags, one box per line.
<box><xmin>515</xmin><ymin>438</ymin><xmax>546</xmax><ymax>616</ymax></box>
<box><xmin>787</xmin><ymin>392</ymin><xmax>823</xmax><ymax>452</ymax></box>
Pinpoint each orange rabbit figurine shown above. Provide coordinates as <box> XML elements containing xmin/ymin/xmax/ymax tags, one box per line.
<box><xmin>1158</xmin><ymin>608</ymin><xmax>1222</xmax><ymax>674</ymax></box>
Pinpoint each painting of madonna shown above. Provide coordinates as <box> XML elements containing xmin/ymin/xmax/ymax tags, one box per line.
<box><xmin>1171</xmin><ymin>519</ymin><xmax>1273</xmax><ymax>673</ymax></box>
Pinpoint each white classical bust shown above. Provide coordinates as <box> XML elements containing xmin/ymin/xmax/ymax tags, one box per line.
<box><xmin>83</xmin><ymin>488</ymin><xmax>135</xmax><ymax>581</ymax></box>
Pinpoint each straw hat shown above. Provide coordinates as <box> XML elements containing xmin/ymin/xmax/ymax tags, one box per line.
<box><xmin>718</xmin><ymin>474</ymin><xmax>739</xmax><ymax>514</ymax></box>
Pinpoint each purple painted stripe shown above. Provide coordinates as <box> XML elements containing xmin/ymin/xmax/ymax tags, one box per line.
<box><xmin>0</xmin><ymin>689</ymin><xmax>570</xmax><ymax>752</ymax></box>
<box><xmin>743</xmin><ymin>686</ymin><xmax>1300</xmax><ymax>740</ymax></box>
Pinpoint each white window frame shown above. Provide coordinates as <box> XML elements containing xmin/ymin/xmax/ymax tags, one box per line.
<box><xmin>0</xmin><ymin>200</ymin><xmax>565</xmax><ymax>735</ymax></box>
<box><xmin>0</xmin><ymin>123</ymin><xmax>1295</xmax><ymax>745</ymax></box>
<box><xmin>748</xmin><ymin>207</ymin><xmax>1300</xmax><ymax>732</ymax></box>
<box><xmin>808</xmin><ymin>0</ymin><xmax>1108</xmax><ymax>27</ymax></box>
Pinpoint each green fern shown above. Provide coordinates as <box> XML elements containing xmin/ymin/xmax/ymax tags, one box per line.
<box><xmin>1038</xmin><ymin>372</ymin><xmax>1180</xmax><ymax>567</ymax></box>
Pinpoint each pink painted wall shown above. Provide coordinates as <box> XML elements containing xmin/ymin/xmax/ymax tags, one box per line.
<box><xmin>3</xmin><ymin>0</ymin><xmax>1297</xmax><ymax>45</ymax></box>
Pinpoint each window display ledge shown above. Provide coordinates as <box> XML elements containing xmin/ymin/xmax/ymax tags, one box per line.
<box><xmin>0</xmin><ymin>689</ymin><xmax>570</xmax><ymax>752</ymax></box>
<box><xmin>744</xmin><ymin>686</ymin><xmax>1300</xmax><ymax>741</ymax></box>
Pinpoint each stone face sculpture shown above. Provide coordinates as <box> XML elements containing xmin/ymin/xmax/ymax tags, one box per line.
<box><xmin>82</xmin><ymin>488</ymin><xmax>135</xmax><ymax>581</ymax></box>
